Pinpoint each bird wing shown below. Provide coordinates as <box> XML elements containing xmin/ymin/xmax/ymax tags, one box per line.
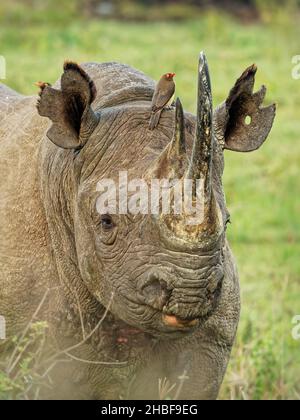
<box><xmin>151</xmin><ymin>83</ymin><xmax>175</xmax><ymax>112</ymax></box>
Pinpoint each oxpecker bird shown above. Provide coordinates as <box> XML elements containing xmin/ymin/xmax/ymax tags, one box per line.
<box><xmin>149</xmin><ymin>72</ymin><xmax>175</xmax><ymax>130</ymax></box>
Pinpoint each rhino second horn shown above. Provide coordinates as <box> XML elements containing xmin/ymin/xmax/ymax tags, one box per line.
<box><xmin>151</xmin><ymin>97</ymin><xmax>187</xmax><ymax>180</ymax></box>
<box><xmin>166</xmin><ymin>97</ymin><xmax>187</xmax><ymax>179</ymax></box>
<box><xmin>171</xmin><ymin>97</ymin><xmax>186</xmax><ymax>157</ymax></box>
<box><xmin>187</xmin><ymin>52</ymin><xmax>213</xmax><ymax>199</ymax></box>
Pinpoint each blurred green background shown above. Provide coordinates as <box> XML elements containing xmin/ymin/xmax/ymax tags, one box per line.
<box><xmin>0</xmin><ymin>0</ymin><xmax>299</xmax><ymax>400</ymax></box>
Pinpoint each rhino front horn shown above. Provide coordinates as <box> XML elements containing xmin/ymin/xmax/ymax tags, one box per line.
<box><xmin>187</xmin><ymin>52</ymin><xmax>213</xmax><ymax>200</ymax></box>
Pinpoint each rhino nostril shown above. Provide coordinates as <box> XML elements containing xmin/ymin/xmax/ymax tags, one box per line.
<box><xmin>142</xmin><ymin>274</ymin><xmax>165</xmax><ymax>295</ymax></box>
<box><xmin>141</xmin><ymin>274</ymin><xmax>170</xmax><ymax>308</ymax></box>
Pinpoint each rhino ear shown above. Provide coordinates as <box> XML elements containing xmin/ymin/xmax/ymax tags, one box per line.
<box><xmin>214</xmin><ymin>65</ymin><xmax>276</xmax><ymax>152</ymax></box>
<box><xmin>37</xmin><ymin>61</ymin><xmax>99</xmax><ymax>149</ymax></box>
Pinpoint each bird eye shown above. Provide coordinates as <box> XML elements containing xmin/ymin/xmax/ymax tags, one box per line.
<box><xmin>225</xmin><ymin>216</ymin><xmax>231</xmax><ymax>230</ymax></box>
<box><xmin>100</xmin><ymin>215</ymin><xmax>115</xmax><ymax>231</ymax></box>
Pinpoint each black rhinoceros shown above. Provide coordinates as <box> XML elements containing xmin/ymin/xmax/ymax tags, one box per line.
<box><xmin>0</xmin><ymin>54</ymin><xmax>275</xmax><ymax>399</ymax></box>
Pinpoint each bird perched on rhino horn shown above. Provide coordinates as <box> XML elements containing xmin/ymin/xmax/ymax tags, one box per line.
<box><xmin>149</xmin><ymin>72</ymin><xmax>176</xmax><ymax>130</ymax></box>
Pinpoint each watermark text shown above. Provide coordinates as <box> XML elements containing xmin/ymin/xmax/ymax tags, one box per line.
<box><xmin>292</xmin><ymin>55</ymin><xmax>300</xmax><ymax>80</ymax></box>
<box><xmin>292</xmin><ymin>315</ymin><xmax>300</xmax><ymax>340</ymax></box>
<box><xmin>0</xmin><ymin>56</ymin><xmax>6</xmax><ymax>79</ymax></box>
<box><xmin>96</xmin><ymin>172</ymin><xmax>205</xmax><ymax>226</ymax></box>
<box><xmin>0</xmin><ymin>315</ymin><xmax>6</xmax><ymax>340</ymax></box>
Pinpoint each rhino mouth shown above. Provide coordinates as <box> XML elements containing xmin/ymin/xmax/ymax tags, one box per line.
<box><xmin>153</xmin><ymin>311</ymin><xmax>202</xmax><ymax>338</ymax></box>
<box><xmin>132</xmin><ymin>283</ymin><xmax>221</xmax><ymax>338</ymax></box>
<box><xmin>161</xmin><ymin>313</ymin><xmax>199</xmax><ymax>329</ymax></box>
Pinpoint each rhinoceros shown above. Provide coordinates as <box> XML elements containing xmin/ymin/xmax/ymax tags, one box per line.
<box><xmin>0</xmin><ymin>53</ymin><xmax>275</xmax><ymax>400</ymax></box>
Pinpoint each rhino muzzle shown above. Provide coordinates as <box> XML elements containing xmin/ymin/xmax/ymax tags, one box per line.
<box><xmin>137</xmin><ymin>256</ymin><xmax>224</xmax><ymax>331</ymax></box>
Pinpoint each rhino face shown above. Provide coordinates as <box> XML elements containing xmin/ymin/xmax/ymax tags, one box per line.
<box><xmin>37</xmin><ymin>56</ymin><xmax>275</xmax><ymax>338</ymax></box>
<box><xmin>73</xmin><ymin>111</ymin><xmax>226</xmax><ymax>337</ymax></box>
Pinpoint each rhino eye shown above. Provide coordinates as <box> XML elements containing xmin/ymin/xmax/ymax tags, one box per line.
<box><xmin>100</xmin><ymin>215</ymin><xmax>115</xmax><ymax>231</ymax></box>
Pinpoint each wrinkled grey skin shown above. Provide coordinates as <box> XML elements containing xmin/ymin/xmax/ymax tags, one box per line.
<box><xmin>0</xmin><ymin>59</ymin><xmax>275</xmax><ymax>399</ymax></box>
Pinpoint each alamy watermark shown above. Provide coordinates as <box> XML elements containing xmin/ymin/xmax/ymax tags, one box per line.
<box><xmin>0</xmin><ymin>315</ymin><xmax>6</xmax><ymax>340</ymax></box>
<box><xmin>292</xmin><ymin>315</ymin><xmax>300</xmax><ymax>341</ymax></box>
<box><xmin>292</xmin><ymin>55</ymin><xmax>300</xmax><ymax>80</ymax></box>
<box><xmin>0</xmin><ymin>56</ymin><xmax>6</xmax><ymax>79</ymax></box>
<box><xmin>96</xmin><ymin>172</ymin><xmax>206</xmax><ymax>226</ymax></box>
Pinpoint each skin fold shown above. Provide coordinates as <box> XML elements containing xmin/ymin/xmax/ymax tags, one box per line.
<box><xmin>0</xmin><ymin>60</ymin><xmax>275</xmax><ymax>400</ymax></box>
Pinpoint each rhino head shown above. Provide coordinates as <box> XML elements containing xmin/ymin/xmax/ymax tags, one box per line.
<box><xmin>37</xmin><ymin>54</ymin><xmax>275</xmax><ymax>338</ymax></box>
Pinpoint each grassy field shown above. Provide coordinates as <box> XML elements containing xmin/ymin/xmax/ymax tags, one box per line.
<box><xmin>0</xmin><ymin>4</ymin><xmax>300</xmax><ymax>400</ymax></box>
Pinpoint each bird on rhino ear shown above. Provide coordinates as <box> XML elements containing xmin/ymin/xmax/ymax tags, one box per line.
<box><xmin>36</xmin><ymin>61</ymin><xmax>100</xmax><ymax>150</ymax></box>
<box><xmin>214</xmin><ymin>64</ymin><xmax>276</xmax><ymax>152</ymax></box>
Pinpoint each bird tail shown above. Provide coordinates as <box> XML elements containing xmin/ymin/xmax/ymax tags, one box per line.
<box><xmin>149</xmin><ymin>110</ymin><xmax>162</xmax><ymax>130</ymax></box>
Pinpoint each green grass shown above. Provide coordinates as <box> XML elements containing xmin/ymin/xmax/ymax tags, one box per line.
<box><xmin>0</xmin><ymin>6</ymin><xmax>300</xmax><ymax>400</ymax></box>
